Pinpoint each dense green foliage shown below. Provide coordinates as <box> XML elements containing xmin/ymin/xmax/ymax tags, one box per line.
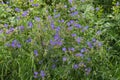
<box><xmin>0</xmin><ymin>0</ymin><xmax>120</xmax><ymax>80</ymax></box>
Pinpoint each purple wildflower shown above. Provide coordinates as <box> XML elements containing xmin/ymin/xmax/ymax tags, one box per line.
<box><xmin>4</xmin><ymin>24</ymin><xmax>8</xmax><ymax>28</ymax></box>
<box><xmin>74</xmin><ymin>24</ymin><xmax>82</xmax><ymax>28</ymax></box>
<box><xmin>67</xmin><ymin>22</ymin><xmax>71</xmax><ymax>26</ymax></box>
<box><xmin>11</xmin><ymin>40</ymin><xmax>21</xmax><ymax>48</ymax></box>
<box><xmin>56</xmin><ymin>40</ymin><xmax>63</xmax><ymax>46</ymax></box>
<box><xmin>54</xmin><ymin>13</ymin><xmax>60</xmax><ymax>18</ymax></box>
<box><xmin>76</xmin><ymin>37</ymin><xmax>81</xmax><ymax>43</ymax></box>
<box><xmin>18</xmin><ymin>26</ymin><xmax>24</xmax><ymax>31</ymax></box>
<box><xmin>1</xmin><ymin>1</ymin><xmax>4</xmax><ymax>4</ymax></box>
<box><xmin>116</xmin><ymin>2</ymin><xmax>119</xmax><ymax>6</ymax></box>
<box><xmin>56</xmin><ymin>26</ymin><xmax>60</xmax><ymax>32</ymax></box>
<box><xmin>6</xmin><ymin>28</ymin><xmax>14</xmax><ymax>34</ymax></box>
<box><xmin>80</xmin><ymin>48</ymin><xmax>86</xmax><ymax>53</ymax></box>
<box><xmin>54</xmin><ymin>9</ymin><xmax>56</xmax><ymax>12</ymax></box>
<box><xmin>16</xmin><ymin>43</ymin><xmax>21</xmax><ymax>48</ymax></box>
<box><xmin>71</xmin><ymin>47</ymin><xmax>75</xmax><ymax>51</ymax></box>
<box><xmin>71</xmin><ymin>33</ymin><xmax>76</xmax><ymax>37</ymax></box>
<box><xmin>10</xmin><ymin>27</ymin><xmax>15</xmax><ymax>31</ymax></box>
<box><xmin>85</xmin><ymin>67</ymin><xmax>91</xmax><ymax>75</ymax></box>
<box><xmin>34</xmin><ymin>71</ymin><xmax>38</xmax><ymax>78</ymax></box>
<box><xmin>69</xmin><ymin>0</ymin><xmax>73</xmax><ymax>4</ymax></box>
<box><xmin>92</xmin><ymin>38</ymin><xmax>96</xmax><ymax>42</ymax></box>
<box><xmin>74</xmin><ymin>11</ymin><xmax>78</xmax><ymax>15</ymax></box>
<box><xmin>48</xmin><ymin>15</ymin><xmax>52</xmax><ymax>20</ymax></box>
<box><xmin>50</xmin><ymin>22</ymin><xmax>55</xmax><ymax>29</ymax></box>
<box><xmin>40</xmin><ymin>70</ymin><xmax>46</xmax><ymax>78</ymax></box>
<box><xmin>54</xmin><ymin>33</ymin><xmax>60</xmax><ymax>40</ymax></box>
<box><xmin>63</xmin><ymin>57</ymin><xmax>67</xmax><ymax>61</ymax></box>
<box><xmin>96</xmin><ymin>30</ymin><xmax>101</xmax><ymax>35</ymax></box>
<box><xmin>71</xmin><ymin>11</ymin><xmax>78</xmax><ymax>16</ymax></box>
<box><xmin>75</xmin><ymin>53</ymin><xmax>84</xmax><ymax>57</ymax></box>
<box><xmin>61</xmin><ymin>19</ymin><xmax>64</xmax><ymax>23</ymax></box>
<box><xmin>87</xmin><ymin>41</ymin><xmax>93</xmax><ymax>48</ymax></box>
<box><xmin>50</xmin><ymin>40</ymin><xmax>56</xmax><ymax>46</ymax></box>
<box><xmin>85</xmin><ymin>26</ymin><xmax>89</xmax><ymax>30</ymax></box>
<box><xmin>28</xmin><ymin>21</ymin><xmax>33</xmax><ymax>28</ymax></box>
<box><xmin>69</xmin><ymin>47</ymin><xmax>75</xmax><ymax>52</ymax></box>
<box><xmin>34</xmin><ymin>50</ymin><xmax>38</xmax><ymax>56</ymax></box>
<box><xmin>34</xmin><ymin>17</ymin><xmax>40</xmax><ymax>22</ymax></box>
<box><xmin>96</xmin><ymin>7</ymin><xmax>100</xmax><ymax>11</ymax></box>
<box><xmin>5</xmin><ymin>43</ymin><xmax>11</xmax><ymax>47</ymax></box>
<box><xmin>70</xmin><ymin>7</ymin><xmax>75</xmax><ymax>11</ymax></box>
<box><xmin>22</xmin><ymin>11</ymin><xmax>28</xmax><ymax>17</ymax></box>
<box><xmin>34</xmin><ymin>72</ymin><xmax>38</xmax><ymax>75</ymax></box>
<box><xmin>30</xmin><ymin>0</ymin><xmax>33</xmax><ymax>2</ymax></box>
<box><xmin>82</xmin><ymin>26</ymin><xmax>88</xmax><ymax>32</ymax></box>
<box><xmin>70</xmin><ymin>20</ymin><xmax>74</xmax><ymax>24</ymax></box>
<box><xmin>26</xmin><ymin>38</ymin><xmax>32</xmax><ymax>43</ymax></box>
<box><xmin>68</xmin><ymin>26</ymin><xmax>73</xmax><ymax>30</ymax></box>
<box><xmin>0</xmin><ymin>30</ymin><xmax>3</xmax><ymax>34</ymax></box>
<box><xmin>17</xmin><ymin>16</ymin><xmax>20</xmax><ymax>20</ymax></box>
<box><xmin>62</xmin><ymin>47</ymin><xmax>67</xmax><ymax>52</ymax></box>
<box><xmin>15</xmin><ymin>8</ymin><xmax>20</xmax><ymax>12</ymax></box>
<box><xmin>73</xmin><ymin>64</ymin><xmax>79</xmax><ymax>69</ymax></box>
<box><xmin>11</xmin><ymin>40</ymin><xmax>17</xmax><ymax>48</ymax></box>
<box><xmin>58</xmin><ymin>19</ymin><xmax>64</xmax><ymax>23</ymax></box>
<box><xmin>97</xmin><ymin>41</ymin><xmax>102</xmax><ymax>47</ymax></box>
<box><xmin>32</xmin><ymin>4</ymin><xmax>39</xmax><ymax>7</ymax></box>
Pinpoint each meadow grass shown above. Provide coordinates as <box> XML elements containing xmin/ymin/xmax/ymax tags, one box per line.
<box><xmin>0</xmin><ymin>0</ymin><xmax>120</xmax><ymax>80</ymax></box>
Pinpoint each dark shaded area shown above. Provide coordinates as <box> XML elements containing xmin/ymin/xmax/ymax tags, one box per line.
<box><xmin>93</xmin><ymin>0</ymin><xmax>113</xmax><ymax>13</ymax></box>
